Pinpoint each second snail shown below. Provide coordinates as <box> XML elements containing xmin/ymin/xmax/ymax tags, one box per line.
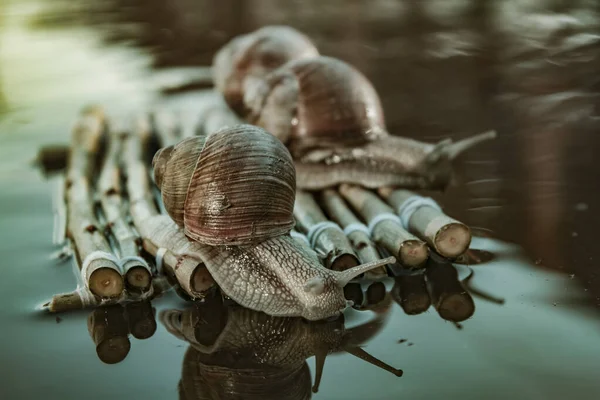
<box><xmin>208</xmin><ymin>25</ymin><xmax>497</xmax><ymax>190</ymax></box>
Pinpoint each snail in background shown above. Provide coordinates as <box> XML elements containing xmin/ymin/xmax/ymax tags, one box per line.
<box><xmin>212</xmin><ymin>26</ymin><xmax>496</xmax><ymax>191</ymax></box>
<box><xmin>213</xmin><ymin>25</ymin><xmax>319</xmax><ymax>117</ymax></box>
<box><xmin>152</xmin><ymin>124</ymin><xmax>394</xmax><ymax>321</ymax></box>
<box><xmin>244</xmin><ymin>55</ymin><xmax>496</xmax><ymax>190</ymax></box>
<box><xmin>161</xmin><ymin>293</ymin><xmax>401</xmax><ymax>398</ymax></box>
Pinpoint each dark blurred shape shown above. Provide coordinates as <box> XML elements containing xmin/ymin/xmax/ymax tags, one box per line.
<box><xmin>344</xmin><ymin>282</ymin><xmax>364</xmax><ymax>310</ymax></box>
<box><xmin>366</xmin><ymin>281</ymin><xmax>387</xmax><ymax>306</ymax></box>
<box><xmin>32</xmin><ymin>145</ymin><xmax>70</xmax><ymax>175</ymax></box>
<box><xmin>124</xmin><ymin>300</ymin><xmax>157</xmax><ymax>340</ymax></box>
<box><xmin>425</xmin><ymin>259</ymin><xmax>475</xmax><ymax>322</ymax></box>
<box><xmin>161</xmin><ymin>293</ymin><xmax>401</xmax><ymax>399</ymax></box>
<box><xmin>392</xmin><ymin>273</ymin><xmax>431</xmax><ymax>315</ymax></box>
<box><xmin>87</xmin><ymin>304</ymin><xmax>130</xmax><ymax>364</ymax></box>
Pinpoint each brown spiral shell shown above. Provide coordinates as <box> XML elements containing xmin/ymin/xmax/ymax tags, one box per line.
<box><xmin>153</xmin><ymin>125</ymin><xmax>296</xmax><ymax>246</ymax></box>
<box><xmin>286</xmin><ymin>56</ymin><xmax>387</xmax><ymax>152</ymax></box>
<box><xmin>213</xmin><ymin>25</ymin><xmax>319</xmax><ymax>116</ymax></box>
<box><xmin>152</xmin><ymin>136</ymin><xmax>206</xmax><ymax>227</ymax></box>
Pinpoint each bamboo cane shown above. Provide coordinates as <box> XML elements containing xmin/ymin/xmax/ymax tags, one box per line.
<box><xmin>339</xmin><ymin>184</ymin><xmax>428</xmax><ymax>269</ymax></box>
<box><xmin>98</xmin><ymin>120</ymin><xmax>152</xmax><ymax>293</ymax></box>
<box><xmin>319</xmin><ymin>189</ymin><xmax>387</xmax><ymax>279</ymax></box>
<box><xmin>66</xmin><ymin>107</ymin><xmax>124</xmax><ymax>299</ymax></box>
<box><xmin>294</xmin><ymin>190</ymin><xmax>360</xmax><ymax>271</ymax></box>
<box><xmin>124</xmin><ymin>114</ymin><xmax>216</xmax><ymax>299</ymax></box>
<box><xmin>379</xmin><ymin>188</ymin><xmax>471</xmax><ymax>259</ymax></box>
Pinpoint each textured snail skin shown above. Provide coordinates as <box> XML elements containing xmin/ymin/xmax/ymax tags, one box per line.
<box><xmin>293</xmin><ymin>136</ymin><xmax>453</xmax><ymax>190</ymax></box>
<box><xmin>191</xmin><ymin>235</ymin><xmax>349</xmax><ymax>321</ymax></box>
<box><xmin>152</xmin><ymin>125</ymin><xmax>393</xmax><ymax>321</ymax></box>
<box><xmin>213</xmin><ymin>25</ymin><xmax>319</xmax><ymax>117</ymax></box>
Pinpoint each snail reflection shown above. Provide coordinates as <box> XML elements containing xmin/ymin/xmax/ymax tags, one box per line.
<box><xmin>161</xmin><ymin>293</ymin><xmax>402</xmax><ymax>399</ymax></box>
<box><xmin>86</xmin><ymin>300</ymin><xmax>157</xmax><ymax>364</ymax></box>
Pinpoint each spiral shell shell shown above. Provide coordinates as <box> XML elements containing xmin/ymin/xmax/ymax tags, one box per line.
<box><xmin>286</xmin><ymin>56</ymin><xmax>387</xmax><ymax>151</ymax></box>
<box><xmin>213</xmin><ymin>25</ymin><xmax>319</xmax><ymax>115</ymax></box>
<box><xmin>153</xmin><ymin>125</ymin><xmax>296</xmax><ymax>246</ymax></box>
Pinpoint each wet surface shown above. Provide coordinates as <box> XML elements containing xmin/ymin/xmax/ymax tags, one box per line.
<box><xmin>1</xmin><ymin>0</ymin><xmax>600</xmax><ymax>399</ymax></box>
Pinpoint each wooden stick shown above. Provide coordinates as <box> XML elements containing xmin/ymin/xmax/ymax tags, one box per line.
<box><xmin>294</xmin><ymin>190</ymin><xmax>359</xmax><ymax>271</ymax></box>
<box><xmin>391</xmin><ymin>274</ymin><xmax>431</xmax><ymax>315</ymax></box>
<box><xmin>319</xmin><ymin>189</ymin><xmax>387</xmax><ymax>279</ymax></box>
<box><xmin>44</xmin><ymin>276</ymin><xmax>171</xmax><ymax>313</ymax></box>
<box><xmin>87</xmin><ymin>305</ymin><xmax>130</xmax><ymax>364</ymax></box>
<box><xmin>98</xmin><ymin>121</ymin><xmax>152</xmax><ymax>293</ymax></box>
<box><xmin>66</xmin><ymin>107</ymin><xmax>124</xmax><ymax>299</ymax></box>
<box><xmin>339</xmin><ymin>184</ymin><xmax>428</xmax><ymax>269</ymax></box>
<box><xmin>379</xmin><ymin>188</ymin><xmax>471</xmax><ymax>259</ymax></box>
<box><xmin>425</xmin><ymin>259</ymin><xmax>475</xmax><ymax>322</ymax></box>
<box><xmin>125</xmin><ymin>115</ymin><xmax>216</xmax><ymax>299</ymax></box>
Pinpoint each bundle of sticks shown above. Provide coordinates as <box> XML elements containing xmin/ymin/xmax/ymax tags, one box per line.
<box><xmin>40</xmin><ymin>102</ymin><xmax>489</xmax><ymax>314</ymax></box>
<box><xmin>39</xmin><ymin>26</ymin><xmax>497</xmax><ymax>315</ymax></box>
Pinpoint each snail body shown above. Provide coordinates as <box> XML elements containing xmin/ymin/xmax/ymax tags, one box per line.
<box><xmin>213</xmin><ymin>25</ymin><xmax>319</xmax><ymax>117</ymax></box>
<box><xmin>152</xmin><ymin>125</ymin><xmax>394</xmax><ymax>320</ymax></box>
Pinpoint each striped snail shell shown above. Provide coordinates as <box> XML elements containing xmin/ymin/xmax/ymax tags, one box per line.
<box><xmin>213</xmin><ymin>25</ymin><xmax>319</xmax><ymax>116</ymax></box>
<box><xmin>152</xmin><ymin>124</ymin><xmax>296</xmax><ymax>246</ymax></box>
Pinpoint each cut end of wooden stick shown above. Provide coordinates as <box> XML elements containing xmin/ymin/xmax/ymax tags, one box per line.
<box><xmin>398</xmin><ymin>240</ymin><xmax>429</xmax><ymax>268</ymax></box>
<box><xmin>89</xmin><ymin>268</ymin><xmax>124</xmax><ymax>298</ymax></box>
<box><xmin>96</xmin><ymin>337</ymin><xmax>131</xmax><ymax>364</ymax></box>
<box><xmin>125</xmin><ymin>266</ymin><xmax>152</xmax><ymax>292</ymax></box>
<box><xmin>191</xmin><ymin>266</ymin><xmax>217</xmax><ymax>294</ymax></box>
<box><xmin>434</xmin><ymin>223</ymin><xmax>472</xmax><ymax>259</ymax></box>
<box><xmin>330</xmin><ymin>253</ymin><xmax>360</xmax><ymax>272</ymax></box>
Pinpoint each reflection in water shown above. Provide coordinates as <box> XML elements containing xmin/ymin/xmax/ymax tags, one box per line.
<box><xmin>86</xmin><ymin>300</ymin><xmax>156</xmax><ymax>364</ymax></box>
<box><xmin>392</xmin><ymin>257</ymin><xmax>505</xmax><ymax>321</ymax></box>
<box><xmin>160</xmin><ymin>294</ymin><xmax>402</xmax><ymax>399</ymax></box>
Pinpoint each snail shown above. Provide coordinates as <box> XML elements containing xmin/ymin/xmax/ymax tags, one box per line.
<box><xmin>161</xmin><ymin>292</ymin><xmax>401</xmax><ymax>398</ymax></box>
<box><xmin>242</xmin><ymin>55</ymin><xmax>496</xmax><ymax>190</ymax></box>
<box><xmin>213</xmin><ymin>25</ymin><xmax>319</xmax><ymax>117</ymax></box>
<box><xmin>151</xmin><ymin>124</ymin><xmax>394</xmax><ymax>321</ymax></box>
<box><xmin>209</xmin><ymin>25</ymin><xmax>496</xmax><ymax>190</ymax></box>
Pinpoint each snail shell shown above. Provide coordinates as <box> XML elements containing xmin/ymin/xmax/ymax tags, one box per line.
<box><xmin>152</xmin><ymin>125</ymin><xmax>296</xmax><ymax>246</ymax></box>
<box><xmin>213</xmin><ymin>25</ymin><xmax>319</xmax><ymax>116</ymax></box>
<box><xmin>248</xmin><ymin>56</ymin><xmax>388</xmax><ymax>157</ymax></box>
